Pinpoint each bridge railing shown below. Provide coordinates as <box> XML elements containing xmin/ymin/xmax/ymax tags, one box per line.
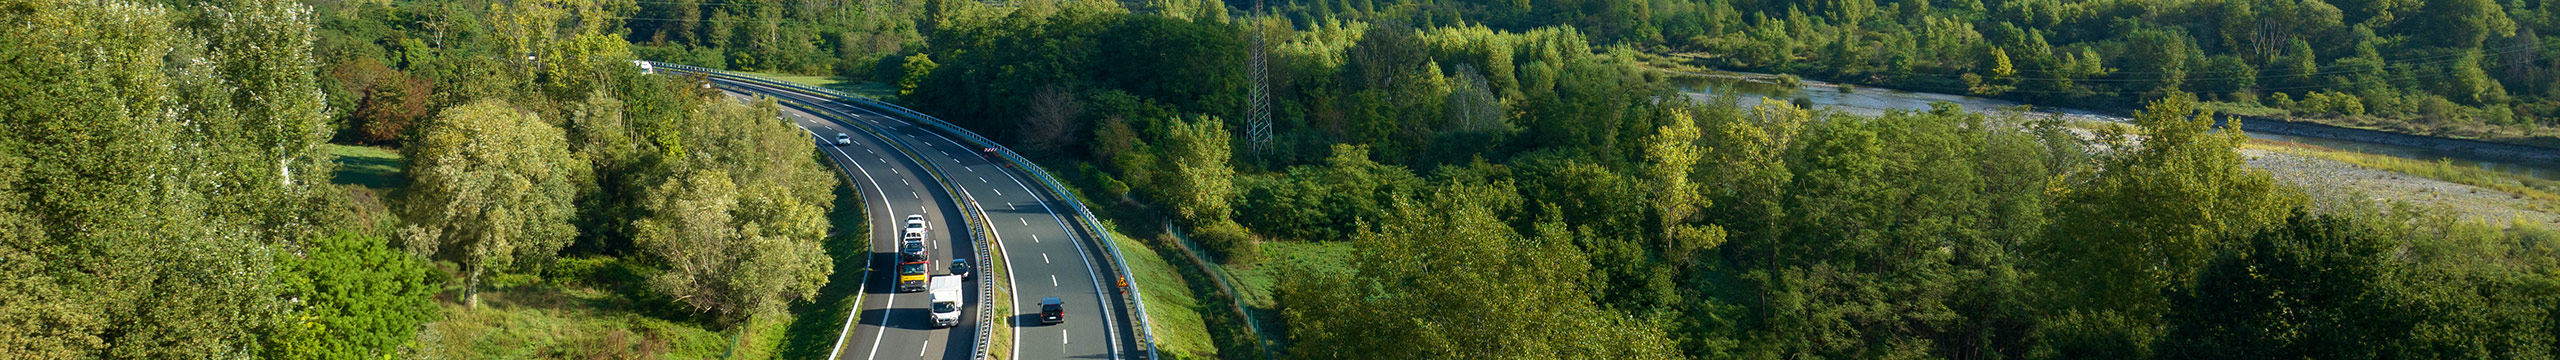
<box><xmin>652</xmin><ymin>61</ymin><xmax>1156</xmax><ymax>360</ymax></box>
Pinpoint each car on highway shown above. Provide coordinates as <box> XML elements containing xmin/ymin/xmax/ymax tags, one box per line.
<box><xmin>904</xmin><ymin>215</ymin><xmax>929</xmax><ymax>233</ymax></box>
<box><xmin>949</xmin><ymin>258</ymin><xmax>971</xmax><ymax>280</ymax></box>
<box><xmin>835</xmin><ymin>133</ymin><xmax>852</xmax><ymax>146</ymax></box>
<box><xmin>900</xmin><ymin>231</ymin><xmax>929</xmax><ymax>262</ymax></box>
<box><xmin>1039</xmin><ymin>297</ymin><xmax>1065</xmax><ymax>325</ymax></box>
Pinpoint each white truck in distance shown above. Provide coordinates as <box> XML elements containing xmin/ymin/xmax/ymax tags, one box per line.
<box><xmin>928</xmin><ymin>275</ymin><xmax>963</xmax><ymax>328</ymax></box>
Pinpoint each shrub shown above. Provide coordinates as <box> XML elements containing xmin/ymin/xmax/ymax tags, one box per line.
<box><xmin>1193</xmin><ymin>221</ymin><xmax>1260</xmax><ymax>265</ymax></box>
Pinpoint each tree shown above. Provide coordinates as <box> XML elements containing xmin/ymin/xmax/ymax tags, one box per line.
<box><xmin>1019</xmin><ymin>85</ymin><xmax>1086</xmax><ymax>155</ymax></box>
<box><xmin>0</xmin><ymin>0</ymin><xmax>348</xmax><ymax>355</ymax></box>
<box><xmin>2041</xmin><ymin>95</ymin><xmax>2296</xmax><ymax>319</ymax></box>
<box><xmin>630</xmin><ymin>99</ymin><xmax>836</xmax><ymax>324</ymax></box>
<box><xmin>1157</xmin><ymin>115</ymin><xmax>1237</xmax><ymax>226</ymax></box>
<box><xmin>2414</xmin><ymin>0</ymin><xmax>2515</xmax><ymax>48</ymax></box>
<box><xmin>2160</xmin><ymin>213</ymin><xmax>2394</xmax><ymax>359</ymax></box>
<box><xmin>264</xmin><ymin>232</ymin><xmax>444</xmax><ymax>359</ymax></box>
<box><xmin>401</xmin><ymin>99</ymin><xmax>588</xmax><ymax>308</ymax></box>
<box><xmin>1642</xmin><ymin>108</ymin><xmax>1725</xmax><ymax>266</ymax></box>
<box><xmin>1280</xmin><ymin>183</ymin><xmax>1682</xmax><ymax>360</ymax></box>
<box><xmin>897</xmin><ymin>53</ymin><xmax>936</xmax><ymax>97</ymax></box>
<box><xmin>632</xmin><ymin>169</ymin><xmax>830</xmax><ymax>324</ymax></box>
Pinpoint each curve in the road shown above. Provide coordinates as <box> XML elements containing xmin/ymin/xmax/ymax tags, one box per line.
<box><xmin>698</xmin><ymin>73</ymin><xmax>1139</xmax><ymax>360</ymax></box>
<box><xmin>710</xmin><ymin>85</ymin><xmax>977</xmax><ymax>360</ymax></box>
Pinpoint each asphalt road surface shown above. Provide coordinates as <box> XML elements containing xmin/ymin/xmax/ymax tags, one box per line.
<box><xmin>712</xmin><ymin>78</ymin><xmax>1135</xmax><ymax>360</ymax></box>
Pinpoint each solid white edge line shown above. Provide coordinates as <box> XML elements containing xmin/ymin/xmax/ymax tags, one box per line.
<box><xmin>721</xmin><ymin>81</ymin><xmax>915</xmax><ymax>360</ymax></box>
<box><xmin>992</xmin><ymin>166</ymin><xmax>1124</xmax><ymax>359</ymax></box>
<box><xmin>795</xmin><ymin>78</ymin><xmax>1122</xmax><ymax>360</ymax></box>
<box><xmin>778</xmin><ymin>83</ymin><xmax>986</xmax><ymax>360</ymax></box>
<box><xmin>782</xmin><ymin>103</ymin><xmax>897</xmax><ymax>360</ymax></box>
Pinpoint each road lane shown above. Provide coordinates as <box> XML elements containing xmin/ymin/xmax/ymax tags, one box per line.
<box><xmin>712</xmin><ymin>79</ymin><xmax>1136</xmax><ymax>360</ymax></box>
<box><xmin>715</xmin><ymin>90</ymin><xmax>977</xmax><ymax>360</ymax></box>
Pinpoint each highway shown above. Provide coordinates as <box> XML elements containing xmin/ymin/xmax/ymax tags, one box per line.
<box><xmin>706</xmin><ymin>76</ymin><xmax>1137</xmax><ymax>360</ymax></box>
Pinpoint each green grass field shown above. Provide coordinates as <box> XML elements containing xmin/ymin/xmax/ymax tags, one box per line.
<box><xmin>326</xmin><ymin>144</ymin><xmax>404</xmax><ymax>189</ymax></box>
<box><xmin>1223</xmin><ymin>241</ymin><xmax>1353</xmax><ymax>309</ymax></box>
<box><xmin>418</xmin><ymin>256</ymin><xmax>740</xmax><ymax>358</ymax></box>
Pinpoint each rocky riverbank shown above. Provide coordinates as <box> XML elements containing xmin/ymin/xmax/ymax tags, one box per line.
<box><xmin>2244</xmin><ymin>148</ymin><xmax>2560</xmax><ymax>226</ymax></box>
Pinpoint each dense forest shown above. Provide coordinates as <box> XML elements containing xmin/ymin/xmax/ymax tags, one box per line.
<box><xmin>2</xmin><ymin>0</ymin><xmax>845</xmax><ymax>356</ymax></box>
<box><xmin>835</xmin><ymin>1</ymin><xmax>2559</xmax><ymax>359</ymax></box>
<box><xmin>621</xmin><ymin>0</ymin><xmax>2560</xmax><ymax>145</ymax></box>
<box><xmin>7</xmin><ymin>0</ymin><xmax>2560</xmax><ymax>357</ymax></box>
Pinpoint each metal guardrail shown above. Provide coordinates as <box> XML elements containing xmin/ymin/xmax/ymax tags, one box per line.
<box><xmin>650</xmin><ymin>61</ymin><xmax>1158</xmax><ymax>360</ymax></box>
<box><xmin>665</xmin><ymin>64</ymin><xmax>1005</xmax><ymax>360</ymax></box>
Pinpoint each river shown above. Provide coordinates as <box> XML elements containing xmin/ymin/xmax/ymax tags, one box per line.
<box><xmin>1670</xmin><ymin>74</ymin><xmax>2560</xmax><ymax>181</ymax></box>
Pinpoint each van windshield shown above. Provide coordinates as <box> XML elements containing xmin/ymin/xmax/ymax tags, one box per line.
<box><xmin>899</xmin><ymin>264</ymin><xmax>926</xmax><ymax>275</ymax></box>
<box><xmin>933</xmin><ymin>302</ymin><xmax>958</xmax><ymax>313</ymax></box>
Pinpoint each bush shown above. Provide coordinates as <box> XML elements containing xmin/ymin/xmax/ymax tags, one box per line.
<box><xmin>1193</xmin><ymin>221</ymin><xmax>1260</xmax><ymax>265</ymax></box>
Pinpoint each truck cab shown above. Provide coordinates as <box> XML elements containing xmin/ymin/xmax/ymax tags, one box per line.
<box><xmin>928</xmin><ymin>275</ymin><xmax>963</xmax><ymax>328</ymax></box>
<box><xmin>897</xmin><ymin>260</ymin><xmax>930</xmax><ymax>292</ymax></box>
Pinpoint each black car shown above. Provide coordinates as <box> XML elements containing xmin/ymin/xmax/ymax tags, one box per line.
<box><xmin>949</xmin><ymin>258</ymin><xmax>972</xmax><ymax>280</ymax></box>
<box><xmin>1039</xmin><ymin>297</ymin><xmax>1065</xmax><ymax>325</ymax></box>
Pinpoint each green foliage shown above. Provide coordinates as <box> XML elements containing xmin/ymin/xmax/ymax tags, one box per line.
<box><xmin>2041</xmin><ymin>95</ymin><xmax>2298</xmax><ymax>319</ymax></box>
<box><xmin>0</xmin><ymin>0</ymin><xmax>341</xmax><ymax>355</ymax></box>
<box><xmin>2160</xmin><ymin>213</ymin><xmax>2395</xmax><ymax>358</ymax></box>
<box><xmin>630</xmin><ymin>100</ymin><xmax>838</xmax><ymax>325</ymax></box>
<box><xmin>1236</xmin><ymin>144</ymin><xmax>1424</xmax><ymax>242</ymax></box>
<box><xmin>1279</xmin><ymin>183</ymin><xmax>1682</xmax><ymax>359</ymax></box>
<box><xmin>1191</xmin><ymin>221</ymin><xmax>1262</xmax><ymax>264</ymax></box>
<box><xmin>400</xmin><ymin>99</ymin><xmax>589</xmax><ymax>308</ymax></box>
<box><xmin>896</xmin><ymin>53</ymin><xmax>936</xmax><ymax>97</ymax></box>
<box><xmin>2164</xmin><ymin>210</ymin><xmax>2560</xmax><ymax>358</ymax></box>
<box><xmin>266</xmin><ymin>232</ymin><xmax>445</xmax><ymax>359</ymax></box>
<box><xmin>1155</xmin><ymin>115</ymin><xmax>1238</xmax><ymax>226</ymax></box>
<box><xmin>1641</xmin><ymin>108</ymin><xmax>1724</xmax><ymax>266</ymax></box>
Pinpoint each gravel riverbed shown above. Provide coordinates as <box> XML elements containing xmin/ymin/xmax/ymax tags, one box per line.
<box><xmin>2244</xmin><ymin>149</ymin><xmax>2560</xmax><ymax>226</ymax></box>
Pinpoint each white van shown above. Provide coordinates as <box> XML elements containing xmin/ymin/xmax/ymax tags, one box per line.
<box><xmin>928</xmin><ymin>275</ymin><xmax>963</xmax><ymax>328</ymax></box>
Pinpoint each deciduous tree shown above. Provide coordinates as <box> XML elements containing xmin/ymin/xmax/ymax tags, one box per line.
<box><xmin>400</xmin><ymin>99</ymin><xmax>587</xmax><ymax>308</ymax></box>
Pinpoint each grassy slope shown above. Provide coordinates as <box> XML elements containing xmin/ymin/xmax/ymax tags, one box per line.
<box><xmin>1098</xmin><ymin>220</ymin><xmax>1216</xmax><ymax>359</ymax></box>
<box><xmin>1221</xmin><ymin>242</ymin><xmax>1352</xmax><ymax>310</ymax></box>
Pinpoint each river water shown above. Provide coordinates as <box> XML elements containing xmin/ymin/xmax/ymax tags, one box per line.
<box><xmin>1671</xmin><ymin>75</ymin><xmax>2560</xmax><ymax>181</ymax></box>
